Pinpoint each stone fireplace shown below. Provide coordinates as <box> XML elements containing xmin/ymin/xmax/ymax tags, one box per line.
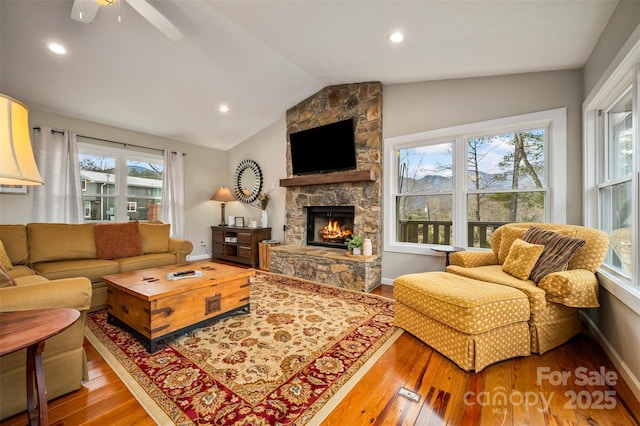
<box><xmin>270</xmin><ymin>82</ymin><xmax>383</xmax><ymax>292</ymax></box>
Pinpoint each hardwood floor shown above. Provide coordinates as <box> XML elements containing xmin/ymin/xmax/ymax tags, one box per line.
<box><xmin>2</xmin><ymin>282</ymin><xmax>639</xmax><ymax>426</ymax></box>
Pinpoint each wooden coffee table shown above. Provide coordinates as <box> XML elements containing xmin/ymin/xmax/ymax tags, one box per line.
<box><xmin>0</xmin><ymin>308</ymin><xmax>80</xmax><ymax>426</ymax></box>
<box><xmin>102</xmin><ymin>260</ymin><xmax>254</xmax><ymax>353</ymax></box>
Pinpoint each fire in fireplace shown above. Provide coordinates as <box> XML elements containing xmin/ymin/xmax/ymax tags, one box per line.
<box><xmin>306</xmin><ymin>206</ymin><xmax>355</xmax><ymax>248</ymax></box>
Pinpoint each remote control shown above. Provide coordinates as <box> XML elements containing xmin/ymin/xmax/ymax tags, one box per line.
<box><xmin>174</xmin><ymin>270</ymin><xmax>195</xmax><ymax>276</ymax></box>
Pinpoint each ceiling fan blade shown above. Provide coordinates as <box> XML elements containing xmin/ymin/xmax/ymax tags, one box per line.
<box><xmin>71</xmin><ymin>0</ymin><xmax>100</xmax><ymax>23</ymax></box>
<box><xmin>124</xmin><ymin>0</ymin><xmax>183</xmax><ymax>42</ymax></box>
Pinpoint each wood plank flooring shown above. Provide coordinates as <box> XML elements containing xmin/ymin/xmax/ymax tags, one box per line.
<box><xmin>2</xmin><ymin>281</ymin><xmax>639</xmax><ymax>425</ymax></box>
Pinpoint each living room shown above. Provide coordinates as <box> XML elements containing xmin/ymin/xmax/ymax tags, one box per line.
<box><xmin>1</xmin><ymin>1</ymin><xmax>640</xmax><ymax>424</ymax></box>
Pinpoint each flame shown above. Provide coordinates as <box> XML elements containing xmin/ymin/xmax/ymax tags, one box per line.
<box><xmin>320</xmin><ymin>219</ymin><xmax>352</xmax><ymax>242</ymax></box>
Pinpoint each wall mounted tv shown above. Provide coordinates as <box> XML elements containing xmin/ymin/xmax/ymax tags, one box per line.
<box><xmin>289</xmin><ymin>118</ymin><xmax>357</xmax><ymax>176</ymax></box>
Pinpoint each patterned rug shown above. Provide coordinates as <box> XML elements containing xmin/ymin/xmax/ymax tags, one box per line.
<box><xmin>85</xmin><ymin>271</ymin><xmax>400</xmax><ymax>425</ymax></box>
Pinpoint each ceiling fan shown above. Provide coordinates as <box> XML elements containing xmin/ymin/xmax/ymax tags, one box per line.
<box><xmin>71</xmin><ymin>0</ymin><xmax>183</xmax><ymax>42</ymax></box>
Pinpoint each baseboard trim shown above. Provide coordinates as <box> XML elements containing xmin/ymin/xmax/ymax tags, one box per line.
<box><xmin>187</xmin><ymin>253</ymin><xmax>211</xmax><ymax>261</ymax></box>
<box><xmin>580</xmin><ymin>311</ymin><xmax>640</xmax><ymax>402</ymax></box>
<box><xmin>381</xmin><ymin>277</ymin><xmax>394</xmax><ymax>286</ymax></box>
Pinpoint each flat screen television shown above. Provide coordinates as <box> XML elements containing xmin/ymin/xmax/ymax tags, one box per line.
<box><xmin>289</xmin><ymin>118</ymin><xmax>357</xmax><ymax>175</ymax></box>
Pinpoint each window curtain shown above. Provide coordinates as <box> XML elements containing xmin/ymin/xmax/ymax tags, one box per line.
<box><xmin>162</xmin><ymin>150</ymin><xmax>186</xmax><ymax>239</ymax></box>
<box><xmin>32</xmin><ymin>126</ymin><xmax>83</xmax><ymax>223</ymax></box>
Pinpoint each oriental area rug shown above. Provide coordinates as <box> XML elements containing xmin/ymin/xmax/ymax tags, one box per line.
<box><xmin>85</xmin><ymin>271</ymin><xmax>401</xmax><ymax>425</ymax></box>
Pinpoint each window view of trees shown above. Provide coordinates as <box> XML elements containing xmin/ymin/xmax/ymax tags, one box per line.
<box><xmin>79</xmin><ymin>152</ymin><xmax>163</xmax><ymax>222</ymax></box>
<box><xmin>397</xmin><ymin>128</ymin><xmax>546</xmax><ymax>247</ymax></box>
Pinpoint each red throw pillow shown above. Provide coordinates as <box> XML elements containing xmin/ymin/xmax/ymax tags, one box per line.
<box><xmin>94</xmin><ymin>222</ymin><xmax>144</xmax><ymax>260</ymax></box>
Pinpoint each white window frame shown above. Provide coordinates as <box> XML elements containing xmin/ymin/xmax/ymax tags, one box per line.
<box><xmin>583</xmin><ymin>36</ymin><xmax>640</xmax><ymax>313</ymax></box>
<box><xmin>384</xmin><ymin>108</ymin><xmax>567</xmax><ymax>255</ymax></box>
<box><xmin>78</xmin><ymin>142</ymin><xmax>163</xmax><ymax>223</ymax></box>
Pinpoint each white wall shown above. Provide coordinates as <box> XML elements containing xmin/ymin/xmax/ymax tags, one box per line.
<box><xmin>381</xmin><ymin>70</ymin><xmax>584</xmax><ymax>282</ymax></box>
<box><xmin>0</xmin><ymin>107</ymin><xmax>228</xmax><ymax>259</ymax></box>
<box><xmin>226</xmin><ymin>118</ymin><xmax>287</xmax><ymax>243</ymax></box>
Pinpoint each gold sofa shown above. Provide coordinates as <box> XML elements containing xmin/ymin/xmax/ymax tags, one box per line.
<box><xmin>0</xmin><ymin>222</ymin><xmax>193</xmax><ymax>311</ymax></box>
<box><xmin>0</xmin><ymin>275</ymin><xmax>92</xmax><ymax>420</ymax></box>
<box><xmin>394</xmin><ymin>223</ymin><xmax>609</xmax><ymax>371</ymax></box>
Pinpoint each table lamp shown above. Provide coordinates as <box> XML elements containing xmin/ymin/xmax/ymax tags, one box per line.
<box><xmin>211</xmin><ymin>186</ymin><xmax>235</xmax><ymax>226</ymax></box>
<box><xmin>0</xmin><ymin>94</ymin><xmax>44</xmax><ymax>186</ymax></box>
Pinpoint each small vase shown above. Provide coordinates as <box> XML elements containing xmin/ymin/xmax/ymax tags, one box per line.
<box><xmin>352</xmin><ymin>247</ymin><xmax>361</xmax><ymax>256</ymax></box>
<box><xmin>260</xmin><ymin>210</ymin><xmax>268</xmax><ymax>228</ymax></box>
<box><xmin>363</xmin><ymin>238</ymin><xmax>372</xmax><ymax>256</ymax></box>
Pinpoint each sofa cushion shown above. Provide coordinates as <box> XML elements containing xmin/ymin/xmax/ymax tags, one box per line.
<box><xmin>94</xmin><ymin>222</ymin><xmax>144</xmax><ymax>260</ymax></box>
<box><xmin>117</xmin><ymin>252</ymin><xmax>177</xmax><ymax>273</ymax></box>
<box><xmin>28</xmin><ymin>223</ymin><xmax>97</xmax><ymax>263</ymax></box>
<box><xmin>502</xmin><ymin>238</ymin><xmax>544</xmax><ymax>280</ymax></box>
<box><xmin>447</xmin><ymin>264</ymin><xmax>547</xmax><ymax>313</ymax></box>
<box><xmin>138</xmin><ymin>222</ymin><xmax>170</xmax><ymax>254</ymax></box>
<box><xmin>0</xmin><ymin>224</ymin><xmax>29</xmax><ymax>265</ymax></box>
<box><xmin>32</xmin><ymin>259</ymin><xmax>120</xmax><ymax>283</ymax></box>
<box><xmin>522</xmin><ymin>227</ymin><xmax>586</xmax><ymax>282</ymax></box>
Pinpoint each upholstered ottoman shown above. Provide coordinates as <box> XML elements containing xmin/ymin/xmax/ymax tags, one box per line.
<box><xmin>394</xmin><ymin>271</ymin><xmax>531</xmax><ymax>372</ymax></box>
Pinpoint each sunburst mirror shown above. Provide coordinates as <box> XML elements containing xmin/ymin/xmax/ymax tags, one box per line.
<box><xmin>233</xmin><ymin>159</ymin><xmax>263</xmax><ymax>203</ymax></box>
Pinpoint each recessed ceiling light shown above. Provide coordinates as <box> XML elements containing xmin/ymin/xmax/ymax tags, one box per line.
<box><xmin>388</xmin><ymin>32</ymin><xmax>404</xmax><ymax>43</ymax></box>
<box><xmin>219</xmin><ymin>105</ymin><xmax>229</xmax><ymax>113</ymax></box>
<box><xmin>47</xmin><ymin>42</ymin><xmax>67</xmax><ymax>55</ymax></box>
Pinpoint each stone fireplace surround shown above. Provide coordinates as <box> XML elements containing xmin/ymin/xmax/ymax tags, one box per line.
<box><xmin>270</xmin><ymin>82</ymin><xmax>383</xmax><ymax>292</ymax></box>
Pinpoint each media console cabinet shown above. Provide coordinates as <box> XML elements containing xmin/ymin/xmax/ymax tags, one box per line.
<box><xmin>211</xmin><ymin>226</ymin><xmax>271</xmax><ymax>267</ymax></box>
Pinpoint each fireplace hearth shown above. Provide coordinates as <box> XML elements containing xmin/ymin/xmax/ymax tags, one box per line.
<box><xmin>306</xmin><ymin>206</ymin><xmax>355</xmax><ymax>248</ymax></box>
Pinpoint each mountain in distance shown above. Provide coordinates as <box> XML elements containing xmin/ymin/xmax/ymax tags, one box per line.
<box><xmin>401</xmin><ymin>170</ymin><xmax>536</xmax><ymax>193</ymax></box>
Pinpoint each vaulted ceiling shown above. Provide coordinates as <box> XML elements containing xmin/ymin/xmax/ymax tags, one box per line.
<box><xmin>0</xmin><ymin>0</ymin><xmax>617</xmax><ymax>150</ymax></box>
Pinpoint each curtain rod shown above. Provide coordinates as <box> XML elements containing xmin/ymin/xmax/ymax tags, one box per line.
<box><xmin>33</xmin><ymin>126</ymin><xmax>185</xmax><ymax>156</ymax></box>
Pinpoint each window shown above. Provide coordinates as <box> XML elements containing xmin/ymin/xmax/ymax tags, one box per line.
<box><xmin>78</xmin><ymin>142</ymin><xmax>163</xmax><ymax>223</ymax></box>
<box><xmin>600</xmin><ymin>89</ymin><xmax>633</xmax><ymax>275</ymax></box>
<box><xmin>384</xmin><ymin>108</ymin><xmax>566</xmax><ymax>254</ymax></box>
<box><xmin>583</xmin><ymin>43</ymin><xmax>640</xmax><ymax>310</ymax></box>
<box><xmin>396</xmin><ymin>141</ymin><xmax>454</xmax><ymax>244</ymax></box>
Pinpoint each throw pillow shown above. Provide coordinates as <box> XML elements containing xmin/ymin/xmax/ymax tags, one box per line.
<box><xmin>497</xmin><ymin>225</ymin><xmax>527</xmax><ymax>264</ymax></box>
<box><xmin>94</xmin><ymin>221</ymin><xmax>144</xmax><ymax>260</ymax></box>
<box><xmin>502</xmin><ymin>238</ymin><xmax>545</xmax><ymax>280</ymax></box>
<box><xmin>138</xmin><ymin>222</ymin><xmax>170</xmax><ymax>254</ymax></box>
<box><xmin>522</xmin><ymin>227</ymin><xmax>587</xmax><ymax>282</ymax></box>
<box><xmin>0</xmin><ymin>240</ymin><xmax>13</xmax><ymax>271</ymax></box>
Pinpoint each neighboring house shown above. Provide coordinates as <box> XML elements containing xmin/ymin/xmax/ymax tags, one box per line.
<box><xmin>80</xmin><ymin>171</ymin><xmax>162</xmax><ymax>222</ymax></box>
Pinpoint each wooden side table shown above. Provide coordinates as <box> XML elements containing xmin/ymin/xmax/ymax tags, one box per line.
<box><xmin>0</xmin><ymin>308</ymin><xmax>80</xmax><ymax>426</ymax></box>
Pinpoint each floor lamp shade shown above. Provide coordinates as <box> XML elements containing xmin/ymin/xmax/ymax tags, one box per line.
<box><xmin>211</xmin><ymin>187</ymin><xmax>235</xmax><ymax>226</ymax></box>
<box><xmin>0</xmin><ymin>94</ymin><xmax>44</xmax><ymax>186</ymax></box>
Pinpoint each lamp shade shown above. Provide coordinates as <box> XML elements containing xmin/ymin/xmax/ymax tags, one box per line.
<box><xmin>211</xmin><ymin>186</ymin><xmax>235</xmax><ymax>202</ymax></box>
<box><xmin>0</xmin><ymin>94</ymin><xmax>44</xmax><ymax>186</ymax></box>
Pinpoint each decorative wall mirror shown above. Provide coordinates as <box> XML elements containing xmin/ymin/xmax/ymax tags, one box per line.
<box><xmin>233</xmin><ymin>159</ymin><xmax>263</xmax><ymax>203</ymax></box>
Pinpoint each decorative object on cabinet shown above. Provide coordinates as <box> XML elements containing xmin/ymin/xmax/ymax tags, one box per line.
<box><xmin>211</xmin><ymin>226</ymin><xmax>271</xmax><ymax>267</ymax></box>
<box><xmin>234</xmin><ymin>217</ymin><xmax>245</xmax><ymax>227</ymax></box>
<box><xmin>210</xmin><ymin>187</ymin><xmax>235</xmax><ymax>226</ymax></box>
<box><xmin>233</xmin><ymin>159</ymin><xmax>263</xmax><ymax>203</ymax></box>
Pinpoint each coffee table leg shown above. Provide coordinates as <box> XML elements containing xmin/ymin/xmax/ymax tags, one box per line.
<box><xmin>26</xmin><ymin>341</ymin><xmax>47</xmax><ymax>426</ymax></box>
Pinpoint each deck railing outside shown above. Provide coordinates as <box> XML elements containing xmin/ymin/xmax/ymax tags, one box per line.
<box><xmin>398</xmin><ymin>220</ymin><xmax>508</xmax><ymax>248</ymax></box>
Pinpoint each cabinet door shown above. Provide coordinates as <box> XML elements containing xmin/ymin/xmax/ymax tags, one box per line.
<box><xmin>237</xmin><ymin>232</ymin><xmax>252</xmax><ymax>245</ymax></box>
<box><xmin>212</xmin><ymin>230</ymin><xmax>224</xmax><ymax>242</ymax></box>
<box><xmin>238</xmin><ymin>246</ymin><xmax>252</xmax><ymax>259</ymax></box>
